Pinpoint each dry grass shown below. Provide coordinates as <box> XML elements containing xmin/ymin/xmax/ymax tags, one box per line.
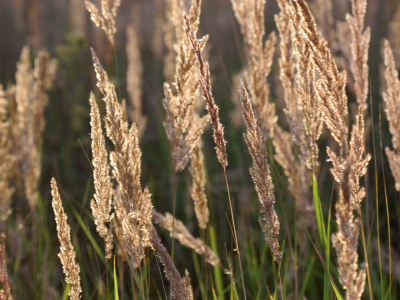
<box><xmin>0</xmin><ymin>0</ymin><xmax>399</xmax><ymax>299</ymax></box>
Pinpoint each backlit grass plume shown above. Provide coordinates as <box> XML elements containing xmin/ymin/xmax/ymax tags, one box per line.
<box><xmin>239</xmin><ymin>79</ymin><xmax>281</xmax><ymax>262</ymax></box>
<box><xmin>89</xmin><ymin>92</ymin><xmax>114</xmax><ymax>260</ymax></box>
<box><xmin>85</xmin><ymin>0</ymin><xmax>120</xmax><ymax>47</ymax></box>
<box><xmin>162</xmin><ymin>0</ymin><xmax>210</xmax><ymax>172</ymax></box>
<box><xmin>185</xmin><ymin>13</ymin><xmax>227</xmax><ymax>169</ymax></box>
<box><xmin>189</xmin><ymin>140</ymin><xmax>209</xmax><ymax>229</ymax></box>
<box><xmin>0</xmin><ymin>86</ymin><xmax>13</xmax><ymax>221</ymax></box>
<box><xmin>152</xmin><ymin>209</ymin><xmax>220</xmax><ymax>266</ymax></box>
<box><xmin>292</xmin><ymin>1</ymin><xmax>371</xmax><ymax>298</ymax></box>
<box><xmin>231</xmin><ymin>0</ymin><xmax>277</xmax><ymax>138</ymax></box>
<box><xmin>0</xmin><ymin>233</ymin><xmax>12</xmax><ymax>300</ymax></box>
<box><xmin>347</xmin><ymin>0</ymin><xmax>370</xmax><ymax>112</ymax></box>
<box><xmin>14</xmin><ymin>46</ymin><xmax>57</xmax><ymax>210</ymax></box>
<box><xmin>126</xmin><ymin>23</ymin><xmax>147</xmax><ymax>138</ymax></box>
<box><xmin>91</xmin><ymin>49</ymin><xmax>196</xmax><ymax>297</ymax></box>
<box><xmin>382</xmin><ymin>39</ymin><xmax>400</xmax><ymax>191</ymax></box>
<box><xmin>91</xmin><ymin>48</ymin><xmax>152</xmax><ymax>268</ymax></box>
<box><xmin>51</xmin><ymin>178</ymin><xmax>82</xmax><ymax>300</ymax></box>
<box><xmin>149</xmin><ymin>226</ymin><xmax>194</xmax><ymax>300</ymax></box>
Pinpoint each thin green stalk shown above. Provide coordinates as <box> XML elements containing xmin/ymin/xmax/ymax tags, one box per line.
<box><xmin>370</xmin><ymin>92</ymin><xmax>383</xmax><ymax>299</ymax></box>
<box><xmin>223</xmin><ymin>168</ymin><xmax>247</xmax><ymax>300</ymax></box>
<box><xmin>379</xmin><ymin>105</ymin><xmax>391</xmax><ymax>300</ymax></box>
<box><xmin>171</xmin><ymin>169</ymin><xmax>178</xmax><ymax>261</ymax></box>
<box><xmin>113</xmin><ymin>47</ymin><xmax>121</xmax><ymax>103</ymax></box>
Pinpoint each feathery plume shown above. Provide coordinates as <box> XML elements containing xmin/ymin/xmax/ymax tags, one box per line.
<box><xmin>185</xmin><ymin>13</ymin><xmax>228</xmax><ymax>168</ymax></box>
<box><xmin>292</xmin><ymin>1</ymin><xmax>370</xmax><ymax>298</ymax></box>
<box><xmin>239</xmin><ymin>80</ymin><xmax>281</xmax><ymax>261</ymax></box>
<box><xmin>290</xmin><ymin>40</ymin><xmax>323</xmax><ymax>170</ymax></box>
<box><xmin>274</xmin><ymin>1</ymin><xmax>319</xmax><ymax>222</ymax></box>
<box><xmin>70</xmin><ymin>0</ymin><xmax>86</xmax><ymax>34</ymax></box>
<box><xmin>51</xmin><ymin>178</ymin><xmax>82</xmax><ymax>300</ymax></box>
<box><xmin>149</xmin><ymin>226</ymin><xmax>194</xmax><ymax>300</ymax></box>
<box><xmin>25</xmin><ymin>49</ymin><xmax>57</xmax><ymax>209</ymax></box>
<box><xmin>152</xmin><ymin>209</ymin><xmax>219</xmax><ymax>266</ymax></box>
<box><xmin>92</xmin><ymin>48</ymin><xmax>193</xmax><ymax>299</ymax></box>
<box><xmin>85</xmin><ymin>0</ymin><xmax>120</xmax><ymax>47</ymax></box>
<box><xmin>347</xmin><ymin>0</ymin><xmax>370</xmax><ymax>112</ymax></box>
<box><xmin>275</xmin><ymin>0</ymin><xmax>297</xmax><ymax>114</ymax></box>
<box><xmin>89</xmin><ymin>92</ymin><xmax>114</xmax><ymax>260</ymax></box>
<box><xmin>313</xmin><ymin>0</ymin><xmax>334</xmax><ymax>48</ymax></box>
<box><xmin>232</xmin><ymin>0</ymin><xmax>277</xmax><ymax>138</ymax></box>
<box><xmin>188</xmin><ymin>141</ymin><xmax>209</xmax><ymax>229</ymax></box>
<box><xmin>0</xmin><ymin>233</ymin><xmax>12</xmax><ymax>300</ymax></box>
<box><xmin>14</xmin><ymin>47</ymin><xmax>57</xmax><ymax>210</ymax></box>
<box><xmin>382</xmin><ymin>39</ymin><xmax>400</xmax><ymax>191</ymax></box>
<box><xmin>388</xmin><ymin>4</ymin><xmax>400</xmax><ymax>68</ymax></box>
<box><xmin>0</xmin><ymin>86</ymin><xmax>14</xmax><ymax>221</ymax></box>
<box><xmin>91</xmin><ymin>48</ymin><xmax>153</xmax><ymax>268</ymax></box>
<box><xmin>162</xmin><ymin>0</ymin><xmax>210</xmax><ymax>172</ymax></box>
<box><xmin>126</xmin><ymin>24</ymin><xmax>147</xmax><ymax>138</ymax></box>
<box><xmin>163</xmin><ymin>0</ymin><xmax>185</xmax><ymax>82</ymax></box>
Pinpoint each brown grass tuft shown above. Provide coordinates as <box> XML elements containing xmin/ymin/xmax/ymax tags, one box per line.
<box><xmin>126</xmin><ymin>24</ymin><xmax>147</xmax><ymax>138</ymax></box>
<box><xmin>89</xmin><ymin>92</ymin><xmax>114</xmax><ymax>260</ymax></box>
<box><xmin>347</xmin><ymin>0</ymin><xmax>370</xmax><ymax>112</ymax></box>
<box><xmin>185</xmin><ymin>13</ymin><xmax>228</xmax><ymax>169</ymax></box>
<box><xmin>163</xmin><ymin>0</ymin><xmax>210</xmax><ymax>172</ymax></box>
<box><xmin>51</xmin><ymin>178</ymin><xmax>82</xmax><ymax>300</ymax></box>
<box><xmin>382</xmin><ymin>39</ymin><xmax>400</xmax><ymax>191</ymax></box>
<box><xmin>239</xmin><ymin>79</ymin><xmax>281</xmax><ymax>261</ymax></box>
<box><xmin>85</xmin><ymin>0</ymin><xmax>120</xmax><ymax>47</ymax></box>
<box><xmin>152</xmin><ymin>209</ymin><xmax>220</xmax><ymax>266</ymax></box>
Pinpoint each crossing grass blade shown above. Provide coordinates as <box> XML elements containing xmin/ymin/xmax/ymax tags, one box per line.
<box><xmin>114</xmin><ymin>256</ymin><xmax>119</xmax><ymax>300</ymax></box>
<box><xmin>312</xmin><ymin>173</ymin><xmax>326</xmax><ymax>247</ymax></box>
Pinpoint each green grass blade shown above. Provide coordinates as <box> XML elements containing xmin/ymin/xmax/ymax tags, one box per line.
<box><xmin>323</xmin><ymin>202</ymin><xmax>332</xmax><ymax>300</ymax></box>
<box><xmin>298</xmin><ymin>255</ymin><xmax>315</xmax><ymax>300</ymax></box>
<box><xmin>331</xmin><ymin>280</ymin><xmax>344</xmax><ymax>300</ymax></box>
<box><xmin>62</xmin><ymin>284</ymin><xmax>70</xmax><ymax>300</ymax></box>
<box><xmin>192</xmin><ymin>250</ymin><xmax>207</xmax><ymax>299</ymax></box>
<box><xmin>114</xmin><ymin>256</ymin><xmax>119</xmax><ymax>300</ymax></box>
<box><xmin>71</xmin><ymin>207</ymin><xmax>105</xmax><ymax>264</ymax></box>
<box><xmin>312</xmin><ymin>173</ymin><xmax>326</xmax><ymax>246</ymax></box>
<box><xmin>209</xmin><ymin>225</ymin><xmax>224</xmax><ymax>300</ymax></box>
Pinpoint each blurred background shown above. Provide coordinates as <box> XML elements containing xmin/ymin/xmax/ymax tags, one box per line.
<box><xmin>0</xmin><ymin>0</ymin><xmax>399</xmax><ymax>299</ymax></box>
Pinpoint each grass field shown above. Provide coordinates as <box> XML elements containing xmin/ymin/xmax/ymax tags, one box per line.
<box><xmin>0</xmin><ymin>0</ymin><xmax>399</xmax><ymax>299</ymax></box>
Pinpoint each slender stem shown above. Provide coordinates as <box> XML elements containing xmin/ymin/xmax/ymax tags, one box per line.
<box><xmin>223</xmin><ymin>168</ymin><xmax>247</xmax><ymax>300</ymax></box>
<box><xmin>113</xmin><ymin>47</ymin><xmax>121</xmax><ymax>103</ymax></box>
<box><xmin>358</xmin><ymin>209</ymin><xmax>373</xmax><ymax>300</ymax></box>
<box><xmin>370</xmin><ymin>93</ymin><xmax>383</xmax><ymax>299</ymax></box>
<box><xmin>171</xmin><ymin>169</ymin><xmax>178</xmax><ymax>261</ymax></box>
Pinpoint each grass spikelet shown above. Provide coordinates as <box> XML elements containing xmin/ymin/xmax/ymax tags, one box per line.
<box><xmin>0</xmin><ymin>233</ymin><xmax>12</xmax><ymax>300</ymax></box>
<box><xmin>152</xmin><ymin>209</ymin><xmax>220</xmax><ymax>266</ymax></box>
<box><xmin>51</xmin><ymin>178</ymin><xmax>82</xmax><ymax>300</ymax></box>
<box><xmin>347</xmin><ymin>0</ymin><xmax>370</xmax><ymax>112</ymax></box>
<box><xmin>382</xmin><ymin>39</ymin><xmax>400</xmax><ymax>191</ymax></box>
<box><xmin>149</xmin><ymin>226</ymin><xmax>194</xmax><ymax>300</ymax></box>
<box><xmin>89</xmin><ymin>92</ymin><xmax>114</xmax><ymax>260</ymax></box>
<box><xmin>162</xmin><ymin>0</ymin><xmax>210</xmax><ymax>172</ymax></box>
<box><xmin>239</xmin><ymin>79</ymin><xmax>281</xmax><ymax>262</ymax></box>
<box><xmin>85</xmin><ymin>0</ymin><xmax>120</xmax><ymax>47</ymax></box>
<box><xmin>14</xmin><ymin>46</ymin><xmax>57</xmax><ymax>210</ymax></box>
<box><xmin>91</xmin><ymin>48</ymin><xmax>152</xmax><ymax>268</ymax></box>
<box><xmin>185</xmin><ymin>13</ymin><xmax>228</xmax><ymax>169</ymax></box>
<box><xmin>0</xmin><ymin>86</ymin><xmax>14</xmax><ymax>221</ymax></box>
<box><xmin>189</xmin><ymin>141</ymin><xmax>209</xmax><ymax>230</ymax></box>
<box><xmin>232</xmin><ymin>0</ymin><xmax>277</xmax><ymax>138</ymax></box>
<box><xmin>126</xmin><ymin>23</ymin><xmax>147</xmax><ymax>138</ymax></box>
